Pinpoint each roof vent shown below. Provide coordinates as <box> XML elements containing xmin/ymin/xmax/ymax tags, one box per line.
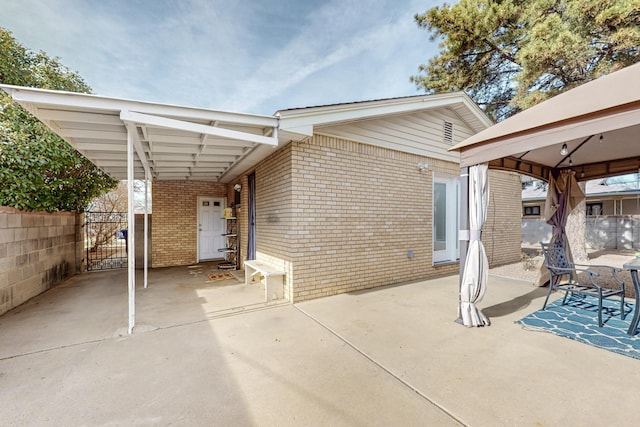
<box><xmin>443</xmin><ymin>121</ymin><xmax>453</xmax><ymax>144</ymax></box>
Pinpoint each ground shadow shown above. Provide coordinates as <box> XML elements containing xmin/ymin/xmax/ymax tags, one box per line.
<box><xmin>587</xmin><ymin>248</ymin><xmax>636</xmax><ymax>261</ymax></box>
<box><xmin>483</xmin><ymin>286</ymin><xmax>549</xmax><ymax>318</ymax></box>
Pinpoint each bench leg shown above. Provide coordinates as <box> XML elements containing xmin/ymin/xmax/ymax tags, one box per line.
<box><xmin>245</xmin><ymin>266</ymin><xmax>258</xmax><ymax>285</ymax></box>
<box><xmin>265</xmin><ymin>275</ymin><xmax>283</xmax><ymax>301</ymax></box>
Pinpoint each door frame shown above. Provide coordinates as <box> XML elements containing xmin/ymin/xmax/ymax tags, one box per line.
<box><xmin>197</xmin><ymin>196</ymin><xmax>226</xmax><ymax>262</ymax></box>
<box><xmin>432</xmin><ymin>173</ymin><xmax>460</xmax><ymax>264</ymax></box>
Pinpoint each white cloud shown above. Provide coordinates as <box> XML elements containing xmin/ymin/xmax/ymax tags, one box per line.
<box><xmin>2</xmin><ymin>0</ymin><xmax>442</xmax><ymax>114</ymax></box>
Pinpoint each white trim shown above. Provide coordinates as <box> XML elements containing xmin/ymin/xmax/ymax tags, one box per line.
<box><xmin>1</xmin><ymin>84</ymin><xmax>277</xmax><ymax>127</ymax></box>
<box><xmin>278</xmin><ymin>92</ymin><xmax>491</xmax><ymax>137</ymax></box>
<box><xmin>433</xmin><ymin>172</ymin><xmax>460</xmax><ymax>264</ymax></box>
<box><xmin>197</xmin><ymin>196</ymin><xmax>226</xmax><ymax>262</ymax></box>
<box><xmin>120</xmin><ymin>110</ymin><xmax>278</xmax><ymax>146</ymax></box>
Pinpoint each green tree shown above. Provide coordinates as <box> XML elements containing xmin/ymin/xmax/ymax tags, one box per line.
<box><xmin>414</xmin><ymin>0</ymin><xmax>639</xmax><ymax>263</ymax></box>
<box><xmin>413</xmin><ymin>0</ymin><xmax>640</xmax><ymax>122</ymax></box>
<box><xmin>0</xmin><ymin>27</ymin><xmax>117</xmax><ymax>212</ymax></box>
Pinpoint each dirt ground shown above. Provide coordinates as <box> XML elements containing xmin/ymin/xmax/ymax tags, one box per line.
<box><xmin>489</xmin><ymin>245</ymin><xmax>638</xmax><ymax>297</ymax></box>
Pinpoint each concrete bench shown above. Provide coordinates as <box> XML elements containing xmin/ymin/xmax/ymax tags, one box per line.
<box><xmin>244</xmin><ymin>260</ymin><xmax>285</xmax><ymax>302</ymax></box>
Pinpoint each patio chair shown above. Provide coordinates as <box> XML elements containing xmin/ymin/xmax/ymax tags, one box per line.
<box><xmin>540</xmin><ymin>241</ymin><xmax>625</xmax><ymax>327</ymax></box>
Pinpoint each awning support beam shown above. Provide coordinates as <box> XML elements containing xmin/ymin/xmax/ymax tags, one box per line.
<box><xmin>120</xmin><ymin>110</ymin><xmax>277</xmax><ymax>146</ymax></box>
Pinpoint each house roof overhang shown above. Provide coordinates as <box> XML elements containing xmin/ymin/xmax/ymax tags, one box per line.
<box><xmin>277</xmin><ymin>92</ymin><xmax>492</xmax><ymax>137</ymax></box>
<box><xmin>0</xmin><ymin>84</ymin><xmax>280</xmax><ymax>182</ymax></box>
<box><xmin>449</xmin><ymin>62</ymin><xmax>640</xmax><ymax>182</ymax></box>
<box><xmin>2</xmin><ymin>86</ymin><xmax>495</xmax><ymax>183</ymax></box>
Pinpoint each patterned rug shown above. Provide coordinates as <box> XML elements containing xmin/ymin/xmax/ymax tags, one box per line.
<box><xmin>207</xmin><ymin>271</ymin><xmax>235</xmax><ymax>282</ymax></box>
<box><xmin>515</xmin><ymin>295</ymin><xmax>640</xmax><ymax>360</ymax></box>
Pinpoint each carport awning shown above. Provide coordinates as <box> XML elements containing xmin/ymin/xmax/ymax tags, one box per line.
<box><xmin>450</xmin><ymin>62</ymin><xmax>640</xmax><ymax>181</ymax></box>
<box><xmin>0</xmin><ymin>85</ymin><xmax>279</xmax><ymax>181</ymax></box>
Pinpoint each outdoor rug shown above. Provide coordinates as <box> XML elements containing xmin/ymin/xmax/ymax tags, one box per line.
<box><xmin>516</xmin><ymin>295</ymin><xmax>640</xmax><ymax>360</ymax></box>
<box><xmin>207</xmin><ymin>271</ymin><xmax>236</xmax><ymax>282</ymax></box>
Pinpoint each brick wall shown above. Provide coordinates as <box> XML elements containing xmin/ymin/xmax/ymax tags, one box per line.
<box><xmin>0</xmin><ymin>207</ymin><xmax>78</xmax><ymax>315</ymax></box>
<box><xmin>148</xmin><ymin>139</ymin><xmax>520</xmax><ymax>298</ymax></box>
<box><xmin>284</xmin><ymin>135</ymin><xmax>457</xmax><ymax>301</ymax></box>
<box><xmin>249</xmin><ymin>136</ymin><xmax>521</xmax><ymax>302</ymax></box>
<box><xmin>253</xmin><ymin>144</ymin><xmax>295</xmax><ymax>299</ymax></box>
<box><xmin>151</xmin><ymin>180</ymin><xmax>228</xmax><ymax>267</ymax></box>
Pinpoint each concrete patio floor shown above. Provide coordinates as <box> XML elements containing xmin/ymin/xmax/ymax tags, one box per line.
<box><xmin>1</xmin><ymin>266</ymin><xmax>640</xmax><ymax>426</ymax></box>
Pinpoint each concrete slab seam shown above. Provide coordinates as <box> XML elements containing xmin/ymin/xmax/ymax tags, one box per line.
<box><xmin>0</xmin><ymin>337</ymin><xmax>108</xmax><ymax>361</ymax></box>
<box><xmin>1</xmin><ymin>302</ymin><xmax>292</xmax><ymax>361</ymax></box>
<box><xmin>293</xmin><ymin>304</ymin><xmax>468</xmax><ymax>427</ymax></box>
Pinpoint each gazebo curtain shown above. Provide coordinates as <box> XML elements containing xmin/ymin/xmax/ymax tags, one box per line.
<box><xmin>459</xmin><ymin>163</ymin><xmax>490</xmax><ymax>327</ymax></box>
<box><xmin>535</xmin><ymin>169</ymin><xmax>585</xmax><ymax>286</ymax></box>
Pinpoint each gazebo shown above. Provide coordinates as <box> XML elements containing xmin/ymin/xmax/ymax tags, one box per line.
<box><xmin>451</xmin><ymin>62</ymin><xmax>640</xmax><ymax>327</ymax></box>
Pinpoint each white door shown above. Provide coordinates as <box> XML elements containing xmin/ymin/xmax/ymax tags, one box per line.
<box><xmin>198</xmin><ymin>197</ymin><xmax>225</xmax><ymax>261</ymax></box>
<box><xmin>433</xmin><ymin>174</ymin><xmax>459</xmax><ymax>263</ymax></box>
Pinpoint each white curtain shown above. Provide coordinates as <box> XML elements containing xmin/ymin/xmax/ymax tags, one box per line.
<box><xmin>459</xmin><ymin>163</ymin><xmax>490</xmax><ymax>327</ymax></box>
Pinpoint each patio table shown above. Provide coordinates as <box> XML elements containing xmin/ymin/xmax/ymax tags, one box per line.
<box><xmin>623</xmin><ymin>257</ymin><xmax>640</xmax><ymax>335</ymax></box>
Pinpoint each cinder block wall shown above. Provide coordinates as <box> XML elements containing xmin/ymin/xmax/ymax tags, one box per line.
<box><xmin>152</xmin><ymin>180</ymin><xmax>227</xmax><ymax>267</ymax></box>
<box><xmin>525</xmin><ymin>215</ymin><xmax>640</xmax><ymax>250</ymax></box>
<box><xmin>0</xmin><ymin>207</ymin><xmax>78</xmax><ymax>315</ymax></box>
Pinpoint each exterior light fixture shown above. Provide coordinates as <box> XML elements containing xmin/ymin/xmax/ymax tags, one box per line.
<box><xmin>417</xmin><ymin>162</ymin><xmax>429</xmax><ymax>172</ymax></box>
<box><xmin>560</xmin><ymin>143</ymin><xmax>568</xmax><ymax>156</ymax></box>
<box><xmin>234</xmin><ymin>183</ymin><xmax>241</xmax><ymax>192</ymax></box>
<box><xmin>600</xmin><ymin>134</ymin><xmax>604</xmax><ymax>142</ymax></box>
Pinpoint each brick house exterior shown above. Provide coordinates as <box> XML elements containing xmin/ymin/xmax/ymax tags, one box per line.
<box><xmin>152</xmin><ymin>95</ymin><xmax>522</xmax><ymax>302</ymax></box>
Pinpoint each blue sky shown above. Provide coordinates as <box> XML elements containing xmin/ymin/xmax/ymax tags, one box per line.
<box><xmin>2</xmin><ymin>0</ymin><xmax>443</xmax><ymax>115</ymax></box>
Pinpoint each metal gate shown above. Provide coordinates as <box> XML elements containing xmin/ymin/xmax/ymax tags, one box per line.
<box><xmin>85</xmin><ymin>211</ymin><xmax>128</xmax><ymax>271</ymax></box>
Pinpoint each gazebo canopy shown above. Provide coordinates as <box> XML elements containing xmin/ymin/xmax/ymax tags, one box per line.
<box><xmin>450</xmin><ymin>62</ymin><xmax>640</xmax><ymax>182</ymax></box>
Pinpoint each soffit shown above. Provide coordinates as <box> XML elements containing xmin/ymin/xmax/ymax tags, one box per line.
<box><xmin>0</xmin><ymin>85</ymin><xmax>279</xmax><ymax>182</ymax></box>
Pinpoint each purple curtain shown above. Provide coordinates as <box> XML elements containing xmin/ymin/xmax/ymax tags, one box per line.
<box><xmin>536</xmin><ymin>169</ymin><xmax>585</xmax><ymax>286</ymax></box>
<box><xmin>247</xmin><ymin>173</ymin><xmax>256</xmax><ymax>260</ymax></box>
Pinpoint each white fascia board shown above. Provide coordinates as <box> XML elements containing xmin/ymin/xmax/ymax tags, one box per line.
<box><xmin>277</xmin><ymin>123</ymin><xmax>315</xmax><ymax>137</ymax></box>
<box><xmin>457</xmin><ymin>94</ymin><xmax>494</xmax><ymax>129</ymax></box>
<box><xmin>219</xmin><ymin>143</ymin><xmax>273</xmax><ymax>183</ymax></box>
<box><xmin>0</xmin><ymin>84</ymin><xmax>278</xmax><ymax>127</ymax></box>
<box><xmin>277</xmin><ymin>92</ymin><xmax>482</xmax><ymax>135</ymax></box>
<box><xmin>120</xmin><ymin>110</ymin><xmax>277</xmax><ymax>146</ymax></box>
<box><xmin>37</xmin><ymin>109</ymin><xmax>123</xmax><ymax>125</ymax></box>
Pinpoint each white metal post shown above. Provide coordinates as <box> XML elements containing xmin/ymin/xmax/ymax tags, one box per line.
<box><xmin>144</xmin><ymin>172</ymin><xmax>149</xmax><ymax>289</ymax></box>
<box><xmin>127</xmin><ymin>128</ymin><xmax>136</xmax><ymax>334</ymax></box>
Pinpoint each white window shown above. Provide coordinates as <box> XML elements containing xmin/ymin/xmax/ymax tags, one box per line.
<box><xmin>433</xmin><ymin>173</ymin><xmax>460</xmax><ymax>263</ymax></box>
